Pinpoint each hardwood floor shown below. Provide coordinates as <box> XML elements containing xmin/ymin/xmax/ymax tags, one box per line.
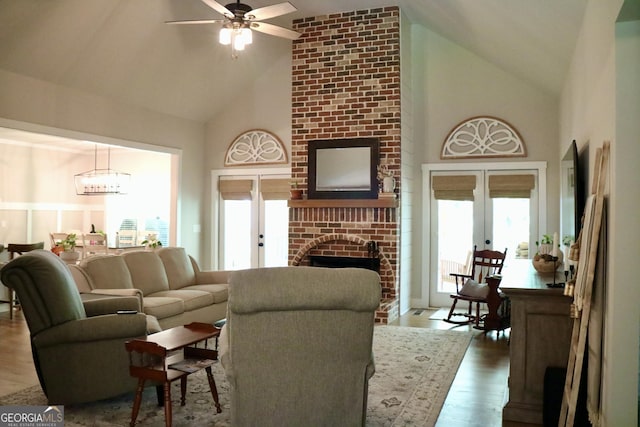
<box><xmin>0</xmin><ymin>305</ymin><xmax>536</xmax><ymax>426</ymax></box>
<box><xmin>0</xmin><ymin>307</ymin><xmax>39</xmax><ymax>396</ymax></box>
<box><xmin>389</xmin><ymin>308</ymin><xmax>537</xmax><ymax>427</ymax></box>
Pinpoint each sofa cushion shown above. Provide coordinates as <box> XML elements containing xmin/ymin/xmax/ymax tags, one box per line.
<box><xmin>68</xmin><ymin>264</ymin><xmax>92</xmax><ymax>293</ymax></box>
<box><xmin>80</xmin><ymin>255</ymin><xmax>134</xmax><ymax>290</ymax></box>
<box><xmin>156</xmin><ymin>247</ymin><xmax>196</xmax><ymax>290</ymax></box>
<box><xmin>122</xmin><ymin>251</ymin><xmax>170</xmax><ymax>296</ymax></box>
<box><xmin>149</xmin><ymin>289</ymin><xmax>214</xmax><ymax>312</ymax></box>
<box><xmin>141</xmin><ymin>296</ymin><xmax>185</xmax><ymax>320</ymax></box>
<box><xmin>181</xmin><ymin>284</ymin><xmax>228</xmax><ymax>304</ymax></box>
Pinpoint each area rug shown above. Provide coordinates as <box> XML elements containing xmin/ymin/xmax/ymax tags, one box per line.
<box><xmin>0</xmin><ymin>326</ymin><xmax>472</xmax><ymax>426</ymax></box>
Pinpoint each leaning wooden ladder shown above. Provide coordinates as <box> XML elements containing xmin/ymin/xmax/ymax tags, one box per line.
<box><xmin>558</xmin><ymin>141</ymin><xmax>609</xmax><ymax>427</ymax></box>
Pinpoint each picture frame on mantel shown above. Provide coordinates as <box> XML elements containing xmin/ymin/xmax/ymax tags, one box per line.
<box><xmin>307</xmin><ymin>138</ymin><xmax>379</xmax><ymax>199</ymax></box>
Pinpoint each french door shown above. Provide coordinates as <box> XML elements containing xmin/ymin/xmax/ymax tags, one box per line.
<box><xmin>212</xmin><ymin>169</ymin><xmax>290</xmax><ymax>270</ymax></box>
<box><xmin>423</xmin><ymin>162</ymin><xmax>546</xmax><ymax>307</ymax></box>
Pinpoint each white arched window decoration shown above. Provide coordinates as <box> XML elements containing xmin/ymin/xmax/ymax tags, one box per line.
<box><xmin>224</xmin><ymin>129</ymin><xmax>288</xmax><ymax>166</ymax></box>
<box><xmin>441</xmin><ymin>116</ymin><xmax>527</xmax><ymax>159</ymax></box>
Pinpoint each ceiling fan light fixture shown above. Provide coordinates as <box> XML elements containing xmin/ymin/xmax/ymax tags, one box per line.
<box><xmin>233</xmin><ymin>35</ymin><xmax>246</xmax><ymax>51</ymax></box>
<box><xmin>241</xmin><ymin>27</ymin><xmax>252</xmax><ymax>44</ymax></box>
<box><xmin>224</xmin><ymin>26</ymin><xmax>252</xmax><ymax>53</ymax></box>
<box><xmin>219</xmin><ymin>27</ymin><xmax>232</xmax><ymax>45</ymax></box>
<box><xmin>167</xmin><ymin>0</ymin><xmax>301</xmax><ymax>58</ymax></box>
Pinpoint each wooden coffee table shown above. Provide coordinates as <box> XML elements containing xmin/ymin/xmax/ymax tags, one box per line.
<box><xmin>125</xmin><ymin>322</ymin><xmax>222</xmax><ymax>427</ymax></box>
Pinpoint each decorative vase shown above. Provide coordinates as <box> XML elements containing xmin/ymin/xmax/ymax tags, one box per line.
<box><xmin>382</xmin><ymin>176</ymin><xmax>396</xmax><ymax>193</ymax></box>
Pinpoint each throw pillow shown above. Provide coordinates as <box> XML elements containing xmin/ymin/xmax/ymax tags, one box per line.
<box><xmin>460</xmin><ymin>278</ymin><xmax>489</xmax><ymax>298</ymax></box>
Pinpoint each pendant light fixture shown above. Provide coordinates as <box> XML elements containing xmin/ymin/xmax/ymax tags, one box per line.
<box><xmin>74</xmin><ymin>145</ymin><xmax>131</xmax><ymax>195</ymax></box>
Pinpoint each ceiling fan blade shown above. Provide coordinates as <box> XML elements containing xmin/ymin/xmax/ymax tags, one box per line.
<box><xmin>200</xmin><ymin>0</ymin><xmax>234</xmax><ymax>18</ymax></box>
<box><xmin>165</xmin><ymin>19</ymin><xmax>224</xmax><ymax>25</ymax></box>
<box><xmin>250</xmin><ymin>22</ymin><xmax>301</xmax><ymax>40</ymax></box>
<box><xmin>246</xmin><ymin>2</ymin><xmax>297</xmax><ymax>21</ymax></box>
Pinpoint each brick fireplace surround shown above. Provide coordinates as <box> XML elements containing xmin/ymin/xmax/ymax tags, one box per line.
<box><xmin>289</xmin><ymin>7</ymin><xmax>401</xmax><ymax>324</ymax></box>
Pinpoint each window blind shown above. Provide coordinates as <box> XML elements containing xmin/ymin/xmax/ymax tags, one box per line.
<box><xmin>488</xmin><ymin>174</ymin><xmax>535</xmax><ymax>198</ymax></box>
<box><xmin>260</xmin><ymin>178</ymin><xmax>290</xmax><ymax>200</ymax></box>
<box><xmin>219</xmin><ymin>179</ymin><xmax>253</xmax><ymax>200</ymax></box>
<box><xmin>432</xmin><ymin>175</ymin><xmax>476</xmax><ymax>201</ymax></box>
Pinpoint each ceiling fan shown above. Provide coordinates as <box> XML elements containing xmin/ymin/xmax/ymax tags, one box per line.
<box><xmin>166</xmin><ymin>0</ymin><xmax>301</xmax><ymax>55</ymax></box>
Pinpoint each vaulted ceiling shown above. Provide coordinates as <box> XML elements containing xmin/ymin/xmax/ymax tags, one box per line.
<box><xmin>0</xmin><ymin>0</ymin><xmax>587</xmax><ymax>126</ymax></box>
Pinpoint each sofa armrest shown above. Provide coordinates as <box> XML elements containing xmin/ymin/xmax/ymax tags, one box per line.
<box><xmin>82</xmin><ymin>294</ymin><xmax>141</xmax><ymax>316</ymax></box>
<box><xmin>195</xmin><ymin>269</ymin><xmax>230</xmax><ymax>285</ymax></box>
<box><xmin>33</xmin><ymin>314</ymin><xmax>147</xmax><ymax>348</ymax></box>
<box><xmin>90</xmin><ymin>288</ymin><xmax>144</xmax><ymax>311</ymax></box>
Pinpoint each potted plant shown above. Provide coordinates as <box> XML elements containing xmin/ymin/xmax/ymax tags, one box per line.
<box><xmin>533</xmin><ymin>233</ymin><xmax>563</xmax><ymax>272</ymax></box>
<box><xmin>535</xmin><ymin>234</ymin><xmax>554</xmax><ymax>255</ymax></box>
<box><xmin>290</xmin><ymin>179</ymin><xmax>303</xmax><ymax>200</ymax></box>
<box><xmin>58</xmin><ymin>233</ymin><xmax>80</xmax><ymax>263</ymax></box>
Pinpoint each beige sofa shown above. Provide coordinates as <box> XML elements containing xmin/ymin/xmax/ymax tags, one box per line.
<box><xmin>70</xmin><ymin>247</ymin><xmax>229</xmax><ymax>329</ymax></box>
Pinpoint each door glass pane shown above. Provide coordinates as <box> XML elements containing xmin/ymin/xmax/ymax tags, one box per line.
<box><xmin>492</xmin><ymin>198</ymin><xmax>530</xmax><ymax>261</ymax></box>
<box><xmin>437</xmin><ymin>199</ymin><xmax>473</xmax><ymax>293</ymax></box>
<box><xmin>222</xmin><ymin>200</ymin><xmax>252</xmax><ymax>270</ymax></box>
<box><xmin>263</xmin><ymin>199</ymin><xmax>289</xmax><ymax>267</ymax></box>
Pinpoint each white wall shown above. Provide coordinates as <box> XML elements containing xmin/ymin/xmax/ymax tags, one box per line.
<box><xmin>0</xmin><ymin>69</ymin><xmax>207</xmax><ymax>261</ymax></box>
<box><xmin>612</xmin><ymin>16</ymin><xmax>640</xmax><ymax>424</ymax></box>
<box><xmin>410</xmin><ymin>25</ymin><xmax>560</xmax><ymax>304</ymax></box>
<box><xmin>559</xmin><ymin>0</ymin><xmax>638</xmax><ymax>423</ymax></box>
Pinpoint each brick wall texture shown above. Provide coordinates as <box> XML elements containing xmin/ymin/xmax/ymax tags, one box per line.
<box><xmin>289</xmin><ymin>7</ymin><xmax>401</xmax><ymax>323</ymax></box>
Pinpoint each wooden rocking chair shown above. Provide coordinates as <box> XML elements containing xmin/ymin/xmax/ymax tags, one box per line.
<box><xmin>444</xmin><ymin>245</ymin><xmax>507</xmax><ymax>328</ymax></box>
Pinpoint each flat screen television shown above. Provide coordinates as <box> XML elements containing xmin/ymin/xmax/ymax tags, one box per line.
<box><xmin>307</xmin><ymin>138</ymin><xmax>379</xmax><ymax>199</ymax></box>
<box><xmin>561</xmin><ymin>140</ymin><xmax>584</xmax><ymax>240</ymax></box>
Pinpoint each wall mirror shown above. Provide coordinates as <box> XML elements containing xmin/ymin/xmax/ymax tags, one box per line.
<box><xmin>307</xmin><ymin>138</ymin><xmax>379</xmax><ymax>199</ymax></box>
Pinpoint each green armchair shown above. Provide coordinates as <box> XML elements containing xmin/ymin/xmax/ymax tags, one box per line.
<box><xmin>0</xmin><ymin>250</ymin><xmax>149</xmax><ymax>405</ymax></box>
<box><xmin>220</xmin><ymin>266</ymin><xmax>381</xmax><ymax>427</ymax></box>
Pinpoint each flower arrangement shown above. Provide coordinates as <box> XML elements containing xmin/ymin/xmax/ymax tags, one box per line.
<box><xmin>142</xmin><ymin>234</ymin><xmax>162</xmax><ymax>249</ymax></box>
<box><xmin>377</xmin><ymin>164</ymin><xmax>392</xmax><ymax>180</ymax></box>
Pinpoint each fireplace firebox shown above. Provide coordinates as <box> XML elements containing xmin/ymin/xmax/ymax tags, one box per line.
<box><xmin>308</xmin><ymin>255</ymin><xmax>380</xmax><ymax>273</ymax></box>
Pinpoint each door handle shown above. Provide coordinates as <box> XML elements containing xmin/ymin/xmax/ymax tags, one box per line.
<box><xmin>258</xmin><ymin>242</ymin><xmax>264</xmax><ymax>247</ymax></box>
<box><xmin>485</xmin><ymin>239</ymin><xmax>491</xmax><ymax>245</ymax></box>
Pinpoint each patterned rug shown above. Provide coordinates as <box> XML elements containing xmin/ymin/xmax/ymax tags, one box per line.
<box><xmin>0</xmin><ymin>326</ymin><xmax>472</xmax><ymax>426</ymax></box>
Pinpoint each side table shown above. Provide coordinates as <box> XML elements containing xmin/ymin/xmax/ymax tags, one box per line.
<box><xmin>125</xmin><ymin>322</ymin><xmax>222</xmax><ymax>427</ymax></box>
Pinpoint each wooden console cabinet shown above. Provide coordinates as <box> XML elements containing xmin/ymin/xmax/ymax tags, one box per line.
<box><xmin>500</xmin><ymin>260</ymin><xmax>573</xmax><ymax>425</ymax></box>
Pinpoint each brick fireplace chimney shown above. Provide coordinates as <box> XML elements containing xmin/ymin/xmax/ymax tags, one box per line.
<box><xmin>289</xmin><ymin>7</ymin><xmax>401</xmax><ymax>324</ymax></box>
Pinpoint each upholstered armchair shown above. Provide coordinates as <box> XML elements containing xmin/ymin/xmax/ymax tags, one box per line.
<box><xmin>0</xmin><ymin>250</ymin><xmax>149</xmax><ymax>405</ymax></box>
<box><xmin>220</xmin><ymin>266</ymin><xmax>381</xmax><ymax>427</ymax></box>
